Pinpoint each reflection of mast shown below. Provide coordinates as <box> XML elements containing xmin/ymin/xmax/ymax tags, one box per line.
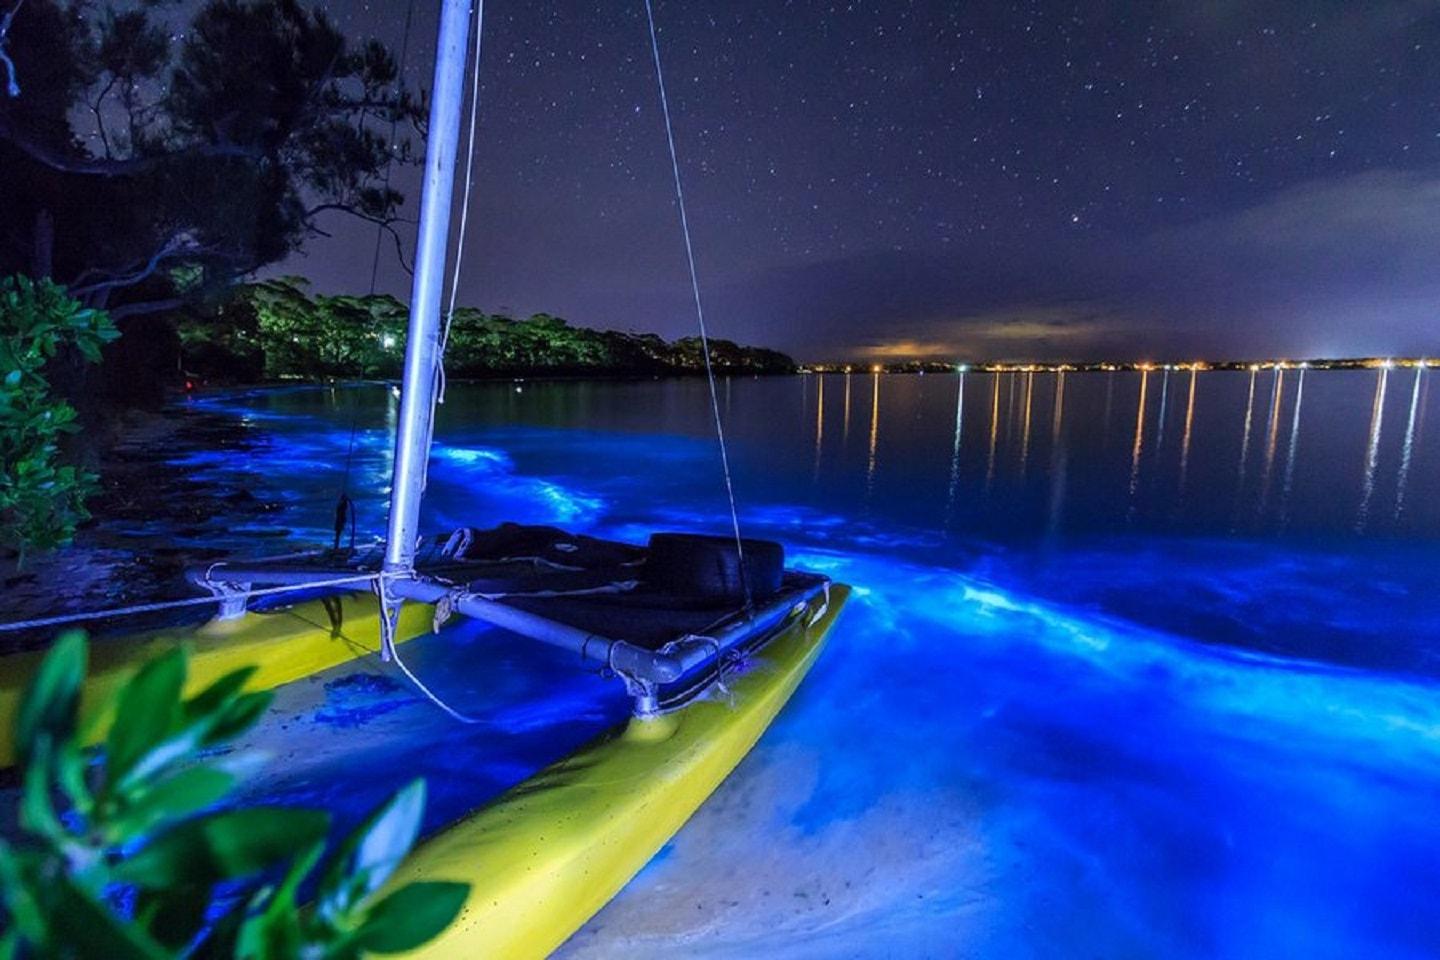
<box><xmin>1129</xmin><ymin>370</ymin><xmax>1149</xmax><ymax>502</ymax></box>
<box><xmin>1356</xmin><ymin>367</ymin><xmax>1389</xmax><ymax>531</ymax></box>
<box><xmin>1179</xmin><ymin>368</ymin><xmax>1197</xmax><ymax>496</ymax></box>
<box><xmin>944</xmin><ymin>372</ymin><xmax>966</xmax><ymax>525</ymax></box>
<box><xmin>1280</xmin><ymin>367</ymin><xmax>1305</xmax><ymax>521</ymax></box>
<box><xmin>1395</xmin><ymin>367</ymin><xmax>1423</xmax><ymax>520</ymax></box>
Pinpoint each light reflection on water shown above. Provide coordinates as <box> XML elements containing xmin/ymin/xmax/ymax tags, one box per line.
<box><xmin>1358</xmin><ymin>367</ymin><xmax>1390</xmax><ymax>532</ymax></box>
<box><xmin>181</xmin><ymin>372</ymin><xmax>1440</xmax><ymax>958</ymax></box>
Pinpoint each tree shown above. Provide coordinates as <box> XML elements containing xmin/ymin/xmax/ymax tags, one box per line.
<box><xmin>0</xmin><ymin>0</ymin><xmax>423</xmax><ymax>323</ymax></box>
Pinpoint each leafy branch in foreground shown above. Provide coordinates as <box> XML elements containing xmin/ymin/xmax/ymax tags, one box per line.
<box><xmin>0</xmin><ymin>632</ymin><xmax>467</xmax><ymax>959</ymax></box>
<box><xmin>0</xmin><ymin>275</ymin><xmax>119</xmax><ymax>563</ymax></box>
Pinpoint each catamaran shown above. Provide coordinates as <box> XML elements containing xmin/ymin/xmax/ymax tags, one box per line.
<box><xmin>0</xmin><ymin>0</ymin><xmax>848</xmax><ymax>955</ymax></box>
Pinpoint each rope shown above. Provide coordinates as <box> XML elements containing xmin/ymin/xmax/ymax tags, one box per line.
<box><xmin>642</xmin><ymin>0</ymin><xmax>752</xmax><ymax>609</ymax></box>
<box><xmin>436</xmin><ymin>0</ymin><xmax>486</xmax><ymax>403</ymax></box>
<box><xmin>0</xmin><ymin>573</ymin><xmax>381</xmax><ymax>634</ymax></box>
<box><xmin>376</xmin><ymin>595</ymin><xmax>486</xmax><ymax>725</ymax></box>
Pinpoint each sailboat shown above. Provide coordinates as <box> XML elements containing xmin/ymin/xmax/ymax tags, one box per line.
<box><xmin>0</xmin><ymin>0</ymin><xmax>849</xmax><ymax>955</ymax></box>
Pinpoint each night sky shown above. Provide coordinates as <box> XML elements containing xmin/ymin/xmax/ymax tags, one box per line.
<box><xmin>285</xmin><ymin>1</ymin><xmax>1440</xmax><ymax>362</ymax></box>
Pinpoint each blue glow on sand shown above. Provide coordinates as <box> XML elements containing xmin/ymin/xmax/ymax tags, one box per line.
<box><xmin>182</xmin><ymin>383</ymin><xmax>1440</xmax><ymax>958</ymax></box>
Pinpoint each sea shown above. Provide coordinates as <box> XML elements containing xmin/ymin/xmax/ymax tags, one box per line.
<box><xmin>80</xmin><ymin>369</ymin><xmax>1440</xmax><ymax>957</ymax></box>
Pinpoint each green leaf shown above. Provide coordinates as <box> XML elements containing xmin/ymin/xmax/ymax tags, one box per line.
<box><xmin>234</xmin><ymin>840</ymin><xmax>324</xmax><ymax>960</ymax></box>
<box><xmin>104</xmin><ymin>758</ymin><xmax>250</xmax><ymax>842</ymax></box>
<box><xmin>106</xmin><ymin>647</ymin><xmax>187</xmax><ymax>784</ymax></box>
<box><xmin>54</xmin><ymin>738</ymin><xmax>94</xmax><ymax>818</ymax></box>
<box><xmin>14</xmin><ymin>631</ymin><xmax>86</xmax><ymax>767</ymax></box>
<box><xmin>183</xmin><ymin>666</ymin><xmax>256</xmax><ymax>720</ymax></box>
<box><xmin>3</xmin><ymin>370</ymin><xmax>19</xmax><ymax>387</ymax></box>
<box><xmin>116</xmin><ymin>807</ymin><xmax>330</xmax><ymax>889</ymax></box>
<box><xmin>318</xmin><ymin>779</ymin><xmax>426</xmax><ymax>921</ymax></box>
<box><xmin>0</xmin><ymin>839</ymin><xmax>47</xmax><ymax>944</ymax></box>
<box><xmin>113</xmin><ymin>711</ymin><xmax>231</xmax><ymax>796</ymax></box>
<box><xmin>134</xmin><ymin>882</ymin><xmax>215</xmax><ymax>951</ymax></box>
<box><xmin>355</xmin><ymin>882</ymin><xmax>469</xmax><ymax>954</ymax></box>
<box><xmin>48</xmin><ymin>871</ymin><xmax>171</xmax><ymax>960</ymax></box>
<box><xmin>181</xmin><ymin>666</ymin><xmax>272</xmax><ymax>746</ymax></box>
<box><xmin>205</xmin><ymin>690</ymin><xmax>273</xmax><ymax>745</ymax></box>
<box><xmin>19</xmin><ymin>744</ymin><xmax>66</xmax><ymax>841</ymax></box>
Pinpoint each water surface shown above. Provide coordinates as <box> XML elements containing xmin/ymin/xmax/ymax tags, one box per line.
<box><xmin>186</xmin><ymin>370</ymin><xmax>1440</xmax><ymax>957</ymax></box>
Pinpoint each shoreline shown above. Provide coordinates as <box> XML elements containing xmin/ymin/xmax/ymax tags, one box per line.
<box><xmin>0</xmin><ymin>403</ymin><xmax>287</xmax><ymax>652</ymax></box>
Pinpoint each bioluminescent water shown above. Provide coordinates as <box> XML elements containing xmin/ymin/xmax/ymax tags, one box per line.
<box><xmin>153</xmin><ymin>371</ymin><xmax>1440</xmax><ymax>956</ymax></box>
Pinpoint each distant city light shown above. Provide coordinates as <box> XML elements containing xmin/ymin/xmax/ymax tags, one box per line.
<box><xmin>803</xmin><ymin>357</ymin><xmax>1431</xmax><ymax>375</ymax></box>
<box><xmin>381</xmin><ymin>334</ymin><xmax>397</xmax><ymax>349</ymax></box>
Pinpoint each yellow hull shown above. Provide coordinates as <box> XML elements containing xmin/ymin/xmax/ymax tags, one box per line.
<box><xmin>385</xmin><ymin>584</ymin><xmax>850</xmax><ymax>960</ymax></box>
<box><xmin>0</xmin><ymin>593</ymin><xmax>434</xmax><ymax>769</ymax></box>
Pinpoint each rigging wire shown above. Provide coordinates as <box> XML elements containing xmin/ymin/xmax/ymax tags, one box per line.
<box><xmin>642</xmin><ymin>0</ymin><xmax>752</xmax><ymax>609</ymax></box>
<box><xmin>367</xmin><ymin>0</ymin><xmax>417</xmax><ymax>296</ymax></box>
<box><xmin>0</xmin><ymin>573</ymin><xmax>383</xmax><ymax>634</ymax></box>
<box><xmin>441</xmin><ymin>0</ymin><xmax>486</xmax><ymax>356</ymax></box>
<box><xmin>347</xmin><ymin>0</ymin><xmax>417</xmax><ymax>547</ymax></box>
<box><xmin>414</xmin><ymin>0</ymin><xmax>486</xmax><ymax>493</ymax></box>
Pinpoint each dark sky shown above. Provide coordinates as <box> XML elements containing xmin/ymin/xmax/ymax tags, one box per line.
<box><xmin>285</xmin><ymin>1</ymin><xmax>1440</xmax><ymax>362</ymax></box>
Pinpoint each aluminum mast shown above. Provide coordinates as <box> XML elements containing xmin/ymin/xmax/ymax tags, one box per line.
<box><xmin>382</xmin><ymin>0</ymin><xmax>474</xmax><ymax>579</ymax></box>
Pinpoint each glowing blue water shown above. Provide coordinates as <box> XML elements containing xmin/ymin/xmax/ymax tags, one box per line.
<box><xmin>193</xmin><ymin>373</ymin><xmax>1438</xmax><ymax>958</ymax></box>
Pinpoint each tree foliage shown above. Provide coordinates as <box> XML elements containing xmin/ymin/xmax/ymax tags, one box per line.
<box><xmin>0</xmin><ymin>0</ymin><xmax>422</xmax><ymax>320</ymax></box>
<box><xmin>0</xmin><ymin>631</ymin><xmax>468</xmax><ymax>959</ymax></box>
<box><xmin>0</xmin><ymin>275</ymin><xmax>118</xmax><ymax>562</ymax></box>
<box><xmin>183</xmin><ymin>277</ymin><xmax>797</xmax><ymax>380</ymax></box>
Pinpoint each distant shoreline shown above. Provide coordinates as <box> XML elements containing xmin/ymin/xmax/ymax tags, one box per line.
<box><xmin>803</xmin><ymin>357</ymin><xmax>1436</xmax><ymax>374</ymax></box>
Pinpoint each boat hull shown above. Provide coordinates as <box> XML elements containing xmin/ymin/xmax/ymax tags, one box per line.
<box><xmin>383</xmin><ymin>584</ymin><xmax>850</xmax><ymax>959</ymax></box>
<box><xmin>0</xmin><ymin>593</ymin><xmax>434</xmax><ymax>769</ymax></box>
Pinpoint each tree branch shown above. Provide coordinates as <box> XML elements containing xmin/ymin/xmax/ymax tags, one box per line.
<box><xmin>108</xmin><ymin>297</ymin><xmax>185</xmax><ymax>321</ymax></box>
<box><xmin>0</xmin><ymin>0</ymin><xmax>25</xmax><ymax>98</ymax></box>
<box><xmin>89</xmin><ymin>75</ymin><xmax>119</xmax><ymax>159</ymax></box>
<box><xmin>0</xmin><ymin>116</ymin><xmax>261</xmax><ymax>176</ymax></box>
<box><xmin>68</xmin><ymin>235</ymin><xmax>222</xmax><ymax>298</ymax></box>
<box><xmin>303</xmin><ymin>202</ymin><xmax>414</xmax><ymax>275</ymax></box>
